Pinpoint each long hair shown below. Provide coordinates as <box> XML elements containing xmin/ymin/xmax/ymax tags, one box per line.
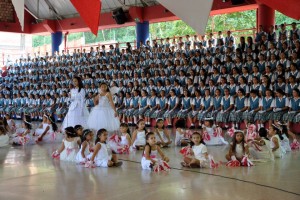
<box><xmin>95</xmin><ymin>128</ymin><xmax>107</xmax><ymax>144</ymax></box>
<box><xmin>99</xmin><ymin>82</ymin><xmax>110</xmax><ymax>92</ymax></box>
<box><xmin>144</xmin><ymin>132</ymin><xmax>155</xmax><ymax>155</ymax></box>
<box><xmin>46</xmin><ymin>114</ymin><xmax>58</xmax><ymax>132</ymax></box>
<box><xmin>232</xmin><ymin>131</ymin><xmax>245</xmax><ymax>154</ymax></box>
<box><xmin>24</xmin><ymin>115</ymin><xmax>32</xmax><ymax>130</ymax></box>
<box><xmin>81</xmin><ymin>129</ymin><xmax>92</xmax><ymax>146</ymax></box>
<box><xmin>272</xmin><ymin>124</ymin><xmax>284</xmax><ymax>140</ymax></box>
<box><xmin>73</xmin><ymin>76</ymin><xmax>83</xmax><ymax>92</ymax></box>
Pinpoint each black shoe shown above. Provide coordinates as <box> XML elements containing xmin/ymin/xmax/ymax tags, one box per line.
<box><xmin>114</xmin><ymin>161</ymin><xmax>123</xmax><ymax>167</ymax></box>
<box><xmin>167</xmin><ymin>125</ymin><xmax>172</xmax><ymax>128</ymax></box>
<box><xmin>190</xmin><ymin>125</ymin><xmax>195</xmax><ymax>129</ymax></box>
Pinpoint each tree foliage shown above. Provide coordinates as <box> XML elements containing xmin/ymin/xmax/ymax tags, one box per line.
<box><xmin>32</xmin><ymin>10</ymin><xmax>299</xmax><ymax>47</ymax></box>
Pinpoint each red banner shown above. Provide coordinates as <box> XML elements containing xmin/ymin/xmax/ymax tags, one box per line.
<box><xmin>70</xmin><ymin>0</ymin><xmax>101</xmax><ymax>35</ymax></box>
<box><xmin>258</xmin><ymin>0</ymin><xmax>300</xmax><ymax>20</ymax></box>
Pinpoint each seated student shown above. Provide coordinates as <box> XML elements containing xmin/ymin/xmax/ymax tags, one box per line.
<box><xmin>229</xmin><ymin>88</ymin><xmax>248</xmax><ymax>129</ymax></box>
<box><xmin>256</xmin><ymin>89</ymin><xmax>274</xmax><ymax>129</ymax></box>
<box><xmin>144</xmin><ymin>89</ymin><xmax>158</xmax><ymax>127</ymax></box>
<box><xmin>216</xmin><ymin>88</ymin><xmax>234</xmax><ymax>128</ymax></box>
<box><xmin>121</xmin><ymin>92</ymin><xmax>132</xmax><ymax>124</ymax></box>
<box><xmin>243</xmin><ymin>90</ymin><xmax>260</xmax><ymax>125</ymax></box>
<box><xmin>269</xmin><ymin>89</ymin><xmax>289</xmax><ymax>123</ymax></box>
<box><xmin>177</xmin><ymin>89</ymin><xmax>192</xmax><ymax>119</ymax></box>
<box><xmin>151</xmin><ymin>90</ymin><xmax>168</xmax><ymax>119</ymax></box>
<box><xmin>164</xmin><ymin>89</ymin><xmax>180</xmax><ymax>128</ymax></box>
<box><xmin>125</xmin><ymin>90</ymin><xmax>140</xmax><ymax>126</ymax></box>
<box><xmin>282</xmin><ymin>89</ymin><xmax>300</xmax><ymax>129</ymax></box>
<box><xmin>249</xmin><ymin>128</ymin><xmax>274</xmax><ymax>161</ymax></box>
<box><xmin>197</xmin><ymin>89</ymin><xmax>213</xmax><ymax>128</ymax></box>
<box><xmin>210</xmin><ymin>89</ymin><xmax>222</xmax><ymax>120</ymax></box>
<box><xmin>187</xmin><ymin>89</ymin><xmax>202</xmax><ymax>129</ymax></box>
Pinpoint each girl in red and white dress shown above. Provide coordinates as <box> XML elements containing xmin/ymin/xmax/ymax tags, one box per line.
<box><xmin>4</xmin><ymin>113</ymin><xmax>16</xmax><ymax>134</ymax></box>
<box><xmin>202</xmin><ymin>117</ymin><xmax>228</xmax><ymax>146</ymax></box>
<box><xmin>12</xmin><ymin>115</ymin><xmax>33</xmax><ymax>146</ymax></box>
<box><xmin>108</xmin><ymin>123</ymin><xmax>131</xmax><ymax>154</ymax></box>
<box><xmin>76</xmin><ymin>129</ymin><xmax>93</xmax><ymax>164</ymax></box>
<box><xmin>226</xmin><ymin>130</ymin><xmax>253</xmax><ymax>167</ymax></box>
<box><xmin>141</xmin><ymin>132</ymin><xmax>170</xmax><ymax>171</ymax></box>
<box><xmin>181</xmin><ymin>132</ymin><xmax>209</xmax><ymax>168</ymax></box>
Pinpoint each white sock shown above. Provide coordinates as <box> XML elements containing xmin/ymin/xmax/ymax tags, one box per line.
<box><xmin>191</xmin><ymin>123</ymin><xmax>194</xmax><ymax>126</ymax></box>
<box><xmin>261</xmin><ymin>123</ymin><xmax>264</xmax><ymax>127</ymax></box>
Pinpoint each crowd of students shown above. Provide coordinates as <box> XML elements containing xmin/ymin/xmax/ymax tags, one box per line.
<box><xmin>1</xmin><ymin>23</ymin><xmax>300</xmax><ymax>130</ymax></box>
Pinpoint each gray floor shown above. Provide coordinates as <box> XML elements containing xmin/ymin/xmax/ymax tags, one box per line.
<box><xmin>0</xmin><ymin>128</ymin><xmax>300</xmax><ymax>200</ymax></box>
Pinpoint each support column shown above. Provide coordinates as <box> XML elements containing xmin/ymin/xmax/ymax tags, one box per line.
<box><xmin>136</xmin><ymin>21</ymin><xmax>149</xmax><ymax>48</ymax></box>
<box><xmin>51</xmin><ymin>31</ymin><xmax>63</xmax><ymax>55</ymax></box>
<box><xmin>257</xmin><ymin>4</ymin><xmax>275</xmax><ymax>32</ymax></box>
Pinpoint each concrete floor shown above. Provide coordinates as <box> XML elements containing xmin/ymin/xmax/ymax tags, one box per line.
<box><xmin>0</xmin><ymin>128</ymin><xmax>299</xmax><ymax>200</ymax></box>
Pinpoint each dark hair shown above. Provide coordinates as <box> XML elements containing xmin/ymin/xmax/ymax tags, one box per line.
<box><xmin>65</xmin><ymin>127</ymin><xmax>77</xmax><ymax>138</ymax></box>
<box><xmin>99</xmin><ymin>82</ymin><xmax>110</xmax><ymax>92</ymax></box>
<box><xmin>120</xmin><ymin>123</ymin><xmax>131</xmax><ymax>136</ymax></box>
<box><xmin>144</xmin><ymin>132</ymin><xmax>155</xmax><ymax>155</ymax></box>
<box><xmin>271</xmin><ymin>124</ymin><xmax>284</xmax><ymax>140</ymax></box>
<box><xmin>47</xmin><ymin>115</ymin><xmax>58</xmax><ymax>132</ymax></box>
<box><xmin>258</xmin><ymin>128</ymin><xmax>268</xmax><ymax>140</ymax></box>
<box><xmin>81</xmin><ymin>129</ymin><xmax>92</xmax><ymax>145</ymax></box>
<box><xmin>95</xmin><ymin>128</ymin><xmax>107</xmax><ymax>144</ymax></box>
<box><xmin>155</xmin><ymin>118</ymin><xmax>165</xmax><ymax>129</ymax></box>
<box><xmin>175</xmin><ymin>119</ymin><xmax>186</xmax><ymax>129</ymax></box>
<box><xmin>73</xmin><ymin>76</ymin><xmax>83</xmax><ymax>92</ymax></box>
<box><xmin>191</xmin><ymin>132</ymin><xmax>205</xmax><ymax>146</ymax></box>
<box><xmin>136</xmin><ymin>119</ymin><xmax>146</xmax><ymax>132</ymax></box>
<box><xmin>24</xmin><ymin>115</ymin><xmax>32</xmax><ymax>130</ymax></box>
<box><xmin>232</xmin><ymin>131</ymin><xmax>245</xmax><ymax>154</ymax></box>
<box><xmin>0</xmin><ymin>126</ymin><xmax>7</xmax><ymax>135</ymax></box>
<box><xmin>74</xmin><ymin>125</ymin><xmax>83</xmax><ymax>131</ymax></box>
<box><xmin>279</xmin><ymin>123</ymin><xmax>289</xmax><ymax>138</ymax></box>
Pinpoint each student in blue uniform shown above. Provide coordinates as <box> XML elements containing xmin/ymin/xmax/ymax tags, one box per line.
<box><xmin>177</xmin><ymin>89</ymin><xmax>191</xmax><ymax>119</ymax></box>
<box><xmin>255</xmin><ymin>89</ymin><xmax>274</xmax><ymax>129</ymax></box>
<box><xmin>137</xmin><ymin>90</ymin><xmax>149</xmax><ymax>121</ymax></box>
<box><xmin>126</xmin><ymin>90</ymin><xmax>140</xmax><ymax>126</ymax></box>
<box><xmin>270</xmin><ymin>88</ymin><xmax>289</xmax><ymax>123</ymax></box>
<box><xmin>229</xmin><ymin>88</ymin><xmax>248</xmax><ymax>129</ymax></box>
<box><xmin>164</xmin><ymin>89</ymin><xmax>180</xmax><ymax>127</ymax></box>
<box><xmin>210</xmin><ymin>89</ymin><xmax>222</xmax><ymax>120</ymax></box>
<box><xmin>282</xmin><ymin>88</ymin><xmax>300</xmax><ymax>129</ymax></box>
<box><xmin>243</xmin><ymin>89</ymin><xmax>260</xmax><ymax>125</ymax></box>
<box><xmin>187</xmin><ymin>89</ymin><xmax>202</xmax><ymax>129</ymax></box>
<box><xmin>115</xmin><ymin>91</ymin><xmax>124</xmax><ymax>120</ymax></box>
<box><xmin>197</xmin><ymin>89</ymin><xmax>212</xmax><ymax>128</ymax></box>
<box><xmin>151</xmin><ymin>90</ymin><xmax>168</xmax><ymax>119</ymax></box>
<box><xmin>121</xmin><ymin>92</ymin><xmax>132</xmax><ymax>124</ymax></box>
<box><xmin>216</xmin><ymin>88</ymin><xmax>234</xmax><ymax>128</ymax></box>
<box><xmin>144</xmin><ymin>89</ymin><xmax>158</xmax><ymax>127</ymax></box>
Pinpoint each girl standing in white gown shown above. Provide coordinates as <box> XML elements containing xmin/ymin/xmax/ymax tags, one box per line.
<box><xmin>87</xmin><ymin>83</ymin><xmax>120</xmax><ymax>132</ymax></box>
<box><xmin>62</xmin><ymin>77</ymin><xmax>89</xmax><ymax>129</ymax></box>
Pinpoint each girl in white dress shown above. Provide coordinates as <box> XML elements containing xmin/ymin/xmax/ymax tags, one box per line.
<box><xmin>88</xmin><ymin>129</ymin><xmax>122</xmax><ymax>167</ymax></box>
<box><xmin>62</xmin><ymin>77</ymin><xmax>89</xmax><ymax>130</ymax></box>
<box><xmin>181</xmin><ymin>132</ymin><xmax>208</xmax><ymax>168</ymax></box>
<box><xmin>154</xmin><ymin>118</ymin><xmax>172</xmax><ymax>147</ymax></box>
<box><xmin>76</xmin><ymin>129</ymin><xmax>93</xmax><ymax>164</ymax></box>
<box><xmin>249</xmin><ymin>128</ymin><xmax>274</xmax><ymax>161</ymax></box>
<box><xmin>226</xmin><ymin>130</ymin><xmax>250</xmax><ymax>163</ymax></box>
<box><xmin>0</xmin><ymin>126</ymin><xmax>9</xmax><ymax>147</ymax></box>
<box><xmin>131</xmin><ymin>119</ymin><xmax>147</xmax><ymax>150</ymax></box>
<box><xmin>35</xmin><ymin>115</ymin><xmax>60</xmax><ymax>143</ymax></box>
<box><xmin>108</xmin><ymin>123</ymin><xmax>131</xmax><ymax>154</ymax></box>
<box><xmin>52</xmin><ymin>127</ymin><xmax>80</xmax><ymax>162</ymax></box>
<box><xmin>141</xmin><ymin>132</ymin><xmax>170</xmax><ymax>171</ymax></box>
<box><xmin>12</xmin><ymin>115</ymin><xmax>34</xmax><ymax>145</ymax></box>
<box><xmin>268</xmin><ymin>124</ymin><xmax>285</xmax><ymax>158</ymax></box>
<box><xmin>87</xmin><ymin>83</ymin><xmax>120</xmax><ymax>132</ymax></box>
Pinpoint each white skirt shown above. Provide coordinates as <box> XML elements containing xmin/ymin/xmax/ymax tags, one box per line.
<box><xmin>60</xmin><ymin>148</ymin><xmax>78</xmax><ymax>162</ymax></box>
<box><xmin>62</xmin><ymin>105</ymin><xmax>89</xmax><ymax>130</ymax></box>
<box><xmin>87</xmin><ymin>106</ymin><xmax>120</xmax><ymax>132</ymax></box>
